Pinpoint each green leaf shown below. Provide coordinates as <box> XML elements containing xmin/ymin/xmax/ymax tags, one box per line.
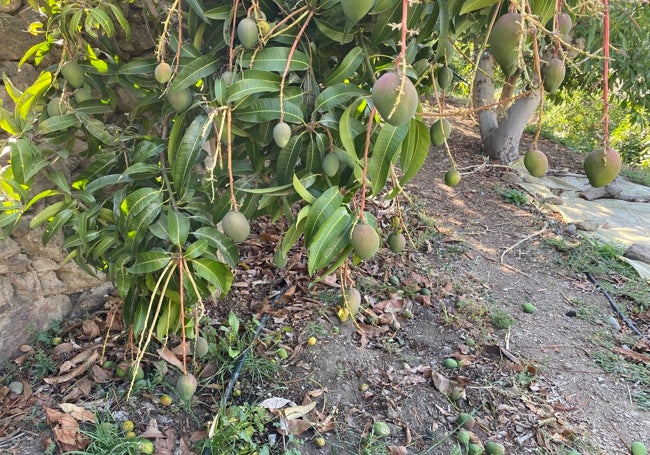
<box><xmin>435</xmin><ymin>0</ymin><xmax>450</xmax><ymax>62</ymax></box>
<box><xmin>87</xmin><ymin>7</ymin><xmax>115</xmax><ymax>37</ymax></box>
<box><xmin>105</xmin><ymin>2</ymin><xmax>131</xmax><ymax>38</ymax></box>
<box><xmin>308</xmin><ymin>206</ymin><xmax>352</xmax><ymax>275</ymax></box>
<box><xmin>313</xmin><ymin>84</ymin><xmax>365</xmax><ymax>113</ymax></box>
<box><xmin>83</xmin><ymin>117</ymin><xmax>118</xmax><ymax>146</ymax></box>
<box><xmin>399</xmin><ymin>119</ymin><xmax>431</xmax><ymax>186</ymax></box>
<box><xmin>234</xmin><ymin>98</ymin><xmax>303</xmax><ymax>124</ymax></box>
<box><xmin>459</xmin><ymin>0</ymin><xmax>500</xmax><ymax>14</ymax></box>
<box><xmin>339</xmin><ymin>102</ymin><xmax>358</xmax><ymax>159</ymax></box>
<box><xmin>42</xmin><ymin>208</ymin><xmax>74</xmax><ymax>245</ymax></box>
<box><xmin>191</xmin><ymin>258</ymin><xmax>233</xmax><ymax>294</ymax></box>
<box><xmin>127</xmin><ymin>251</ymin><xmax>172</xmax><ymax>274</ymax></box>
<box><xmin>183</xmin><ymin>238</ymin><xmax>209</xmax><ymax>260</ymax></box>
<box><xmin>9</xmin><ymin>139</ymin><xmax>33</xmax><ymax>184</ymax></box>
<box><xmin>276</xmin><ymin>133</ymin><xmax>305</xmax><ymax>184</ymax></box>
<box><xmin>304</xmin><ymin>186</ymin><xmax>342</xmax><ymax>245</ymax></box>
<box><xmin>23</xmin><ymin>189</ymin><xmax>61</xmax><ymax>212</ymax></box>
<box><xmin>38</xmin><ymin>114</ymin><xmax>80</xmax><ymax>135</ymax></box>
<box><xmin>167</xmin><ymin>210</ymin><xmax>190</xmax><ymax>246</ymax></box>
<box><xmin>246</xmin><ymin>47</ymin><xmax>310</xmax><ymax>72</ymax></box>
<box><xmin>325</xmin><ymin>47</ymin><xmax>365</xmax><ymax>85</ymax></box>
<box><xmin>226</xmin><ymin>77</ymin><xmax>281</xmax><ymax>103</ymax></box>
<box><xmin>292</xmin><ymin>173</ymin><xmax>317</xmax><ymax>204</ymax></box>
<box><xmin>193</xmin><ymin>227</ymin><xmax>238</xmax><ymax>268</ymax></box>
<box><xmin>172</xmin><ymin>114</ymin><xmax>212</xmax><ymax>198</ymax></box>
<box><xmin>30</xmin><ymin>200</ymin><xmax>69</xmax><ymax>228</ymax></box>
<box><xmin>169</xmin><ymin>55</ymin><xmax>220</xmax><ymax>93</ymax></box>
<box><xmin>314</xmin><ymin>18</ymin><xmax>355</xmax><ymax>44</ymax></box>
<box><xmin>370</xmin><ymin>123</ymin><xmax>409</xmax><ymax>195</ymax></box>
<box><xmin>119</xmin><ymin>58</ymin><xmax>157</xmax><ymax>75</ymax></box>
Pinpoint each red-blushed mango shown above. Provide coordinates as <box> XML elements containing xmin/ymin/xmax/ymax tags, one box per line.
<box><xmin>541</xmin><ymin>57</ymin><xmax>566</xmax><ymax>93</ymax></box>
<box><xmin>341</xmin><ymin>0</ymin><xmax>374</xmax><ymax>22</ymax></box>
<box><xmin>154</xmin><ymin>61</ymin><xmax>172</xmax><ymax>84</ymax></box>
<box><xmin>222</xmin><ymin>210</ymin><xmax>250</xmax><ymax>243</ymax></box>
<box><xmin>557</xmin><ymin>12</ymin><xmax>572</xmax><ymax>38</ymax></box>
<box><xmin>524</xmin><ymin>149</ymin><xmax>549</xmax><ymax>177</ymax></box>
<box><xmin>237</xmin><ymin>18</ymin><xmax>258</xmax><ymax>49</ymax></box>
<box><xmin>488</xmin><ymin>13</ymin><xmax>523</xmax><ymax>76</ymax></box>
<box><xmin>372</xmin><ymin>72</ymin><xmax>418</xmax><ymax>126</ymax></box>
<box><xmin>584</xmin><ymin>148</ymin><xmax>621</xmax><ymax>188</ymax></box>
<box><xmin>350</xmin><ymin>223</ymin><xmax>380</xmax><ymax>260</ymax></box>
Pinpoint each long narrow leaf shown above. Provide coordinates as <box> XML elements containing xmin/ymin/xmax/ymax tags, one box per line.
<box><xmin>304</xmin><ymin>186</ymin><xmax>342</xmax><ymax>245</ymax></box>
<box><xmin>308</xmin><ymin>207</ymin><xmax>352</xmax><ymax>275</ymax></box>
<box><xmin>169</xmin><ymin>55</ymin><xmax>220</xmax><ymax>93</ymax></box>
<box><xmin>172</xmin><ymin>114</ymin><xmax>212</xmax><ymax>198</ymax></box>
<box><xmin>193</xmin><ymin>227</ymin><xmax>238</xmax><ymax>268</ymax></box>
<box><xmin>399</xmin><ymin>119</ymin><xmax>431</xmax><ymax>186</ymax></box>
<box><xmin>325</xmin><ymin>47</ymin><xmax>364</xmax><ymax>85</ymax></box>
<box><xmin>127</xmin><ymin>251</ymin><xmax>172</xmax><ymax>274</ymax></box>
<box><xmin>370</xmin><ymin>123</ymin><xmax>409</xmax><ymax>195</ymax></box>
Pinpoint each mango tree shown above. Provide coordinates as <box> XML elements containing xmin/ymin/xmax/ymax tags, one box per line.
<box><xmin>0</xmin><ymin>0</ymin><xmax>618</xmax><ymax>365</ymax></box>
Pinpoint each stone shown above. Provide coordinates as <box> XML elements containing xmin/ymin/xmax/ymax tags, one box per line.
<box><xmin>0</xmin><ymin>10</ymin><xmax>43</xmax><ymax>61</ymax></box>
<box><xmin>624</xmin><ymin>244</ymin><xmax>650</xmax><ymax>264</ymax></box>
<box><xmin>0</xmin><ymin>0</ymin><xmax>21</xmax><ymax>14</ymax></box>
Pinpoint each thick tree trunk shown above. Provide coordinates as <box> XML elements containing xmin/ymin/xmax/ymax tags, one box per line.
<box><xmin>472</xmin><ymin>52</ymin><xmax>542</xmax><ymax>164</ymax></box>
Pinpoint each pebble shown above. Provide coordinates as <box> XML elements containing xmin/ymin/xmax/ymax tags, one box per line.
<box><xmin>607</xmin><ymin>316</ymin><xmax>621</xmax><ymax>331</ymax></box>
<box><xmin>8</xmin><ymin>381</ymin><xmax>23</xmax><ymax>395</ymax></box>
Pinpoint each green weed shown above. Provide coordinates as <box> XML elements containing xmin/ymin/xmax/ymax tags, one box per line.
<box><xmin>497</xmin><ymin>188</ymin><xmax>529</xmax><ymax>207</ymax></box>
<box><xmin>490</xmin><ymin>309</ymin><xmax>515</xmax><ymax>330</ymax></box>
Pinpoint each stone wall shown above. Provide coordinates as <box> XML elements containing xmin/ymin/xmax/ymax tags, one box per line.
<box><xmin>0</xmin><ymin>1</ymin><xmax>113</xmax><ymax>362</ymax></box>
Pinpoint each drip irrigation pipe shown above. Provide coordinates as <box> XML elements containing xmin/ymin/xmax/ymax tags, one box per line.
<box><xmin>203</xmin><ymin>280</ymin><xmax>289</xmax><ymax>455</ymax></box>
<box><xmin>585</xmin><ymin>272</ymin><xmax>650</xmax><ymax>346</ymax></box>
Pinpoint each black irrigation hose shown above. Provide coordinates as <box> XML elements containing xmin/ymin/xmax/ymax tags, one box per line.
<box><xmin>585</xmin><ymin>272</ymin><xmax>650</xmax><ymax>346</ymax></box>
<box><xmin>203</xmin><ymin>280</ymin><xmax>289</xmax><ymax>455</ymax></box>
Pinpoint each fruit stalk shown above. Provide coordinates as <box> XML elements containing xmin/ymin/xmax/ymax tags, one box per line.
<box><xmin>359</xmin><ymin>106</ymin><xmax>377</xmax><ymax>222</ymax></box>
<box><xmin>601</xmin><ymin>0</ymin><xmax>610</xmax><ymax>152</ymax></box>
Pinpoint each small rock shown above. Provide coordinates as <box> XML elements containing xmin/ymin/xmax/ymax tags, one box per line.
<box><xmin>543</xmin><ymin>196</ymin><xmax>564</xmax><ymax>205</ymax></box>
<box><xmin>8</xmin><ymin>381</ymin><xmax>23</xmax><ymax>395</ymax></box>
<box><xmin>576</xmin><ymin>220</ymin><xmax>599</xmax><ymax>232</ymax></box>
<box><xmin>624</xmin><ymin>244</ymin><xmax>650</xmax><ymax>263</ymax></box>
<box><xmin>607</xmin><ymin>316</ymin><xmax>621</xmax><ymax>331</ymax></box>
<box><xmin>0</xmin><ymin>0</ymin><xmax>22</xmax><ymax>14</ymax></box>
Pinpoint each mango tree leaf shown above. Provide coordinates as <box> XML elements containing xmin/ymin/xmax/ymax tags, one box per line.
<box><xmin>193</xmin><ymin>227</ymin><xmax>238</xmax><ymax>268</ymax></box>
<box><xmin>234</xmin><ymin>98</ymin><xmax>303</xmax><ymax>123</ymax></box>
<box><xmin>276</xmin><ymin>133</ymin><xmax>305</xmax><ymax>185</ymax></box>
<box><xmin>16</xmin><ymin>71</ymin><xmax>52</xmax><ymax>121</ymax></box>
<box><xmin>325</xmin><ymin>47</ymin><xmax>364</xmax><ymax>85</ymax></box>
<box><xmin>459</xmin><ymin>0</ymin><xmax>500</xmax><ymax>14</ymax></box>
<box><xmin>246</xmin><ymin>47</ymin><xmax>310</xmax><ymax>72</ymax></box>
<box><xmin>292</xmin><ymin>173</ymin><xmax>317</xmax><ymax>204</ymax></box>
<box><xmin>167</xmin><ymin>210</ymin><xmax>190</xmax><ymax>246</ymax></box>
<box><xmin>42</xmin><ymin>208</ymin><xmax>75</xmax><ymax>245</ymax></box>
<box><xmin>399</xmin><ymin>119</ymin><xmax>431</xmax><ymax>186</ymax></box>
<box><xmin>314</xmin><ymin>18</ymin><xmax>355</xmax><ymax>44</ymax></box>
<box><xmin>172</xmin><ymin>114</ymin><xmax>212</xmax><ymax>198</ymax></box>
<box><xmin>435</xmin><ymin>0</ymin><xmax>450</xmax><ymax>62</ymax></box>
<box><xmin>38</xmin><ymin>114</ymin><xmax>80</xmax><ymax>135</ymax></box>
<box><xmin>119</xmin><ymin>58</ymin><xmax>157</xmax><ymax>75</ymax></box>
<box><xmin>9</xmin><ymin>139</ymin><xmax>33</xmax><ymax>184</ymax></box>
<box><xmin>169</xmin><ymin>55</ymin><xmax>220</xmax><ymax>93</ymax></box>
<box><xmin>308</xmin><ymin>206</ymin><xmax>352</xmax><ymax>275</ymax></box>
<box><xmin>226</xmin><ymin>77</ymin><xmax>281</xmax><ymax>103</ymax></box>
<box><xmin>183</xmin><ymin>238</ymin><xmax>209</xmax><ymax>260</ymax></box>
<box><xmin>127</xmin><ymin>251</ymin><xmax>172</xmax><ymax>274</ymax></box>
<box><xmin>304</xmin><ymin>186</ymin><xmax>342</xmax><ymax>244</ymax></box>
<box><xmin>313</xmin><ymin>84</ymin><xmax>365</xmax><ymax>114</ymax></box>
<box><xmin>191</xmin><ymin>258</ymin><xmax>233</xmax><ymax>293</ymax></box>
<box><xmin>370</xmin><ymin>122</ymin><xmax>409</xmax><ymax>195</ymax></box>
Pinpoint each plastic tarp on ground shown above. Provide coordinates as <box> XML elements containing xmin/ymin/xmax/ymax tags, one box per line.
<box><xmin>511</xmin><ymin>159</ymin><xmax>650</xmax><ymax>280</ymax></box>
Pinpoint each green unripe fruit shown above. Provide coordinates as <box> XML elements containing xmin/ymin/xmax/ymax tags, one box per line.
<box><xmin>350</xmin><ymin>223</ymin><xmax>380</xmax><ymax>260</ymax></box>
<box><xmin>222</xmin><ymin>210</ymin><xmax>250</xmax><ymax>243</ymax></box>
<box><xmin>631</xmin><ymin>441</ymin><xmax>648</xmax><ymax>455</ymax></box>
<box><xmin>176</xmin><ymin>373</ymin><xmax>198</xmax><ymax>401</ymax></box>
<box><xmin>541</xmin><ymin>57</ymin><xmax>566</xmax><ymax>93</ymax></box>
<box><xmin>524</xmin><ymin>149</ymin><xmax>549</xmax><ymax>177</ymax></box>
<box><xmin>74</xmin><ymin>86</ymin><xmax>93</xmax><ymax>104</ymax></box>
<box><xmin>522</xmin><ymin>302</ymin><xmax>536</xmax><ymax>314</ymax></box>
<box><xmin>557</xmin><ymin>12</ymin><xmax>572</xmax><ymax>38</ymax></box>
<box><xmin>276</xmin><ymin>347</ymin><xmax>288</xmax><ymax>359</ymax></box>
<box><xmin>322</xmin><ymin>153</ymin><xmax>340</xmax><ymax>177</ymax></box>
<box><xmin>139</xmin><ymin>440</ymin><xmax>155</xmax><ymax>454</ymax></box>
<box><xmin>237</xmin><ymin>18</ymin><xmax>259</xmax><ymax>49</ymax></box>
<box><xmin>257</xmin><ymin>19</ymin><xmax>270</xmax><ymax>36</ymax></box>
<box><xmin>61</xmin><ymin>61</ymin><xmax>85</xmax><ymax>89</ymax></box>
<box><xmin>430</xmin><ymin>118</ymin><xmax>452</xmax><ymax>146</ymax></box>
<box><xmin>457</xmin><ymin>412</ymin><xmax>475</xmax><ymax>430</ymax></box>
<box><xmin>47</xmin><ymin>97</ymin><xmax>66</xmax><ymax>117</ymax></box>
<box><xmin>387</xmin><ymin>232</ymin><xmax>406</xmax><ymax>253</ymax></box>
<box><xmin>372</xmin><ymin>71</ymin><xmax>418</xmax><ymax>126</ymax></box>
<box><xmin>443</xmin><ymin>358</ymin><xmax>458</xmax><ymax>369</ymax></box>
<box><xmin>583</xmin><ymin>148</ymin><xmax>622</xmax><ymax>188</ymax></box>
<box><xmin>485</xmin><ymin>441</ymin><xmax>505</xmax><ymax>455</ymax></box>
<box><xmin>154</xmin><ymin>61</ymin><xmax>172</xmax><ymax>84</ymax></box>
<box><xmin>341</xmin><ymin>0</ymin><xmax>374</xmax><ymax>22</ymax></box>
<box><xmin>444</xmin><ymin>169</ymin><xmax>461</xmax><ymax>187</ymax></box>
<box><xmin>489</xmin><ymin>13</ymin><xmax>523</xmax><ymax>76</ymax></box>
<box><xmin>314</xmin><ymin>436</ymin><xmax>326</xmax><ymax>448</ymax></box>
<box><xmin>167</xmin><ymin>88</ymin><xmax>193</xmax><ymax>113</ymax></box>
<box><xmin>457</xmin><ymin>429</ymin><xmax>471</xmax><ymax>445</ymax></box>
<box><xmin>273</xmin><ymin>121</ymin><xmax>292</xmax><ymax>148</ymax></box>
<box><xmin>468</xmin><ymin>443</ymin><xmax>485</xmax><ymax>455</ymax></box>
<box><xmin>340</xmin><ymin>287</ymin><xmax>361</xmax><ymax>316</ymax></box>
<box><xmin>193</xmin><ymin>336</ymin><xmax>209</xmax><ymax>358</ymax></box>
<box><xmin>128</xmin><ymin>365</ymin><xmax>145</xmax><ymax>381</ymax></box>
<box><xmin>437</xmin><ymin>66</ymin><xmax>453</xmax><ymax>91</ymax></box>
<box><xmin>372</xmin><ymin>421</ymin><xmax>390</xmax><ymax>437</ymax></box>
<box><xmin>115</xmin><ymin>362</ymin><xmax>129</xmax><ymax>378</ymax></box>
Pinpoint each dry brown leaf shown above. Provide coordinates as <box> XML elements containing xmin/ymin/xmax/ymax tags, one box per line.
<box><xmin>155</xmin><ymin>428</ymin><xmax>176</xmax><ymax>455</ymax></box>
<box><xmin>177</xmin><ymin>437</ymin><xmax>194</xmax><ymax>455</ymax></box>
<box><xmin>52</xmin><ymin>342</ymin><xmax>79</xmax><ymax>356</ymax></box>
<box><xmin>388</xmin><ymin>446</ymin><xmax>407</xmax><ymax>455</ymax></box>
<box><xmin>91</xmin><ymin>364</ymin><xmax>112</xmax><ymax>383</ymax></box>
<box><xmin>431</xmin><ymin>371</ymin><xmax>453</xmax><ymax>395</ymax></box>
<box><xmin>61</xmin><ymin>377</ymin><xmax>93</xmax><ymax>402</ymax></box>
<box><xmin>157</xmin><ymin>346</ymin><xmax>184</xmax><ymax>370</ymax></box>
<box><xmin>279</xmin><ymin>417</ymin><xmax>312</xmax><ymax>435</ymax></box>
<box><xmin>82</xmin><ymin>320</ymin><xmax>101</xmax><ymax>338</ymax></box>
<box><xmin>283</xmin><ymin>401</ymin><xmax>317</xmax><ymax>420</ymax></box>
<box><xmin>44</xmin><ymin>350</ymin><xmax>99</xmax><ymax>385</ymax></box>
<box><xmin>44</xmin><ymin>406</ymin><xmax>87</xmax><ymax>451</ymax></box>
<box><xmin>59</xmin><ymin>403</ymin><xmax>96</xmax><ymax>423</ymax></box>
<box><xmin>141</xmin><ymin>418</ymin><xmax>165</xmax><ymax>438</ymax></box>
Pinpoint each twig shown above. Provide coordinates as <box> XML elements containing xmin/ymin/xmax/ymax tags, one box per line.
<box><xmin>500</xmin><ymin>222</ymin><xmax>548</xmax><ymax>264</ymax></box>
<box><xmin>585</xmin><ymin>272</ymin><xmax>650</xmax><ymax>346</ymax></box>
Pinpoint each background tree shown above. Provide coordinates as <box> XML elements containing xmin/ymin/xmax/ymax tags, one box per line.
<box><xmin>0</xmin><ymin>0</ymin><xmax>622</xmax><ymax>356</ymax></box>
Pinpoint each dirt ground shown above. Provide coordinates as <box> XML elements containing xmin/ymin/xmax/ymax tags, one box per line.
<box><xmin>1</xmin><ymin>106</ymin><xmax>649</xmax><ymax>455</ymax></box>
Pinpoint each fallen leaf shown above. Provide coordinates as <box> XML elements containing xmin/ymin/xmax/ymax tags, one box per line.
<box><xmin>59</xmin><ymin>403</ymin><xmax>96</xmax><ymax>423</ymax></box>
<box><xmin>141</xmin><ymin>418</ymin><xmax>165</xmax><ymax>438</ymax></box>
<box><xmin>155</xmin><ymin>428</ymin><xmax>176</xmax><ymax>455</ymax></box>
<box><xmin>44</xmin><ymin>351</ymin><xmax>100</xmax><ymax>385</ymax></box>
<box><xmin>44</xmin><ymin>406</ymin><xmax>87</xmax><ymax>451</ymax></box>
<box><xmin>157</xmin><ymin>346</ymin><xmax>184</xmax><ymax>370</ymax></box>
<box><xmin>82</xmin><ymin>320</ymin><xmax>101</xmax><ymax>338</ymax></box>
<box><xmin>259</xmin><ymin>397</ymin><xmax>295</xmax><ymax>410</ymax></box>
<box><xmin>388</xmin><ymin>446</ymin><xmax>407</xmax><ymax>455</ymax></box>
<box><xmin>283</xmin><ymin>401</ymin><xmax>317</xmax><ymax>420</ymax></box>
